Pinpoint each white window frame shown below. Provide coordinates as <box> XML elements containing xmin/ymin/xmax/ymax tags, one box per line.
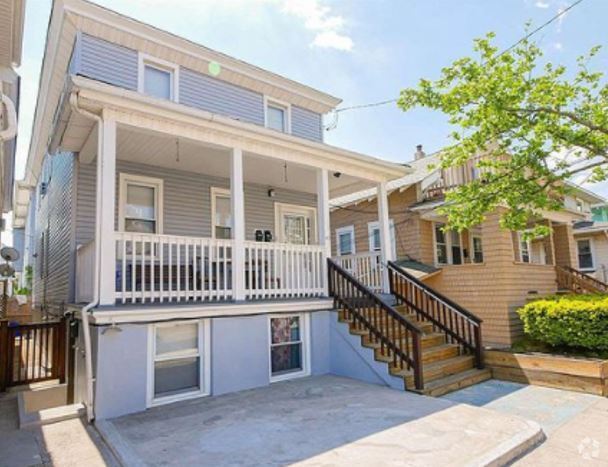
<box><xmin>336</xmin><ymin>225</ymin><xmax>355</xmax><ymax>256</ymax></box>
<box><xmin>210</xmin><ymin>187</ymin><xmax>231</xmax><ymax>239</ymax></box>
<box><xmin>138</xmin><ymin>53</ymin><xmax>179</xmax><ymax>102</ymax></box>
<box><xmin>274</xmin><ymin>202</ymin><xmax>317</xmax><ymax>244</ymax></box>
<box><xmin>268</xmin><ymin>313</ymin><xmax>310</xmax><ymax>383</ymax></box>
<box><xmin>118</xmin><ymin>173</ymin><xmax>164</xmax><ymax>234</ymax></box>
<box><xmin>470</xmin><ymin>233</ymin><xmax>484</xmax><ymax>264</ymax></box>
<box><xmin>367</xmin><ymin>220</ymin><xmax>396</xmax><ymax>258</ymax></box>
<box><xmin>518</xmin><ymin>232</ymin><xmax>532</xmax><ymax>263</ymax></box>
<box><xmin>432</xmin><ymin>222</ymin><xmax>462</xmax><ymax>266</ymax></box>
<box><xmin>576</xmin><ymin>237</ymin><xmax>595</xmax><ymax>271</ymax></box>
<box><xmin>146</xmin><ymin>319</ymin><xmax>211</xmax><ymax>407</ymax></box>
<box><xmin>264</xmin><ymin>96</ymin><xmax>291</xmax><ymax>134</ymax></box>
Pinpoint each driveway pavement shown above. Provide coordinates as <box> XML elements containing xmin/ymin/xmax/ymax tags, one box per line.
<box><xmin>100</xmin><ymin>375</ymin><xmax>542</xmax><ymax>466</ymax></box>
<box><xmin>443</xmin><ymin>380</ymin><xmax>608</xmax><ymax>465</ymax></box>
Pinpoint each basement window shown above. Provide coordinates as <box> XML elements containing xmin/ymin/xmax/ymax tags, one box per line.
<box><xmin>269</xmin><ymin>314</ymin><xmax>309</xmax><ymax>382</ymax></box>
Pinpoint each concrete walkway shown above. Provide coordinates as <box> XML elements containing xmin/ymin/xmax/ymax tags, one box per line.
<box><xmin>0</xmin><ymin>392</ymin><xmax>117</xmax><ymax>467</ymax></box>
<box><xmin>443</xmin><ymin>380</ymin><xmax>608</xmax><ymax>465</ymax></box>
<box><xmin>101</xmin><ymin>375</ymin><xmax>542</xmax><ymax>466</ymax></box>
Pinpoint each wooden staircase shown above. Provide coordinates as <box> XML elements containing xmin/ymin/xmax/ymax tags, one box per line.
<box><xmin>556</xmin><ymin>265</ymin><xmax>608</xmax><ymax>294</ymax></box>
<box><xmin>329</xmin><ymin>259</ymin><xmax>491</xmax><ymax>397</ymax></box>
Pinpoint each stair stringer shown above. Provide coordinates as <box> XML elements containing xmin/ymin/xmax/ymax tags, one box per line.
<box><xmin>329</xmin><ymin>311</ymin><xmax>404</xmax><ymax>391</ymax></box>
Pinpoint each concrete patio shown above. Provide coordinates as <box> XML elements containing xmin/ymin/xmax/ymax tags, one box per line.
<box><xmin>97</xmin><ymin>375</ymin><xmax>543</xmax><ymax>466</ymax></box>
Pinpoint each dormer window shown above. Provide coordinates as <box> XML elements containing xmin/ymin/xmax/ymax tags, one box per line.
<box><xmin>265</xmin><ymin>97</ymin><xmax>290</xmax><ymax>133</ymax></box>
<box><xmin>138</xmin><ymin>54</ymin><xmax>178</xmax><ymax>102</ymax></box>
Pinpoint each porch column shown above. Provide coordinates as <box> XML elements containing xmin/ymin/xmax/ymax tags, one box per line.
<box><xmin>377</xmin><ymin>181</ymin><xmax>393</xmax><ymax>293</ymax></box>
<box><xmin>97</xmin><ymin>116</ymin><xmax>117</xmax><ymax>305</ymax></box>
<box><xmin>231</xmin><ymin>147</ymin><xmax>246</xmax><ymax>301</ymax></box>
<box><xmin>316</xmin><ymin>168</ymin><xmax>331</xmax><ymax>295</ymax></box>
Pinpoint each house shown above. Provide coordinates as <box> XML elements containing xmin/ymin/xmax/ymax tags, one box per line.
<box><xmin>331</xmin><ymin>146</ymin><xmax>606</xmax><ymax>346</ymax></box>
<box><xmin>12</xmin><ymin>0</ymin><xmax>424</xmax><ymax>420</ymax></box>
<box><xmin>573</xmin><ymin>220</ymin><xmax>608</xmax><ymax>282</ymax></box>
<box><xmin>0</xmin><ymin>0</ymin><xmax>24</xmax><ymax>245</ymax></box>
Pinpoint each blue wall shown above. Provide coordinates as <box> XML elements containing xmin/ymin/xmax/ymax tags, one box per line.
<box><xmin>71</xmin><ymin>33</ymin><xmax>324</xmax><ymax>142</ymax></box>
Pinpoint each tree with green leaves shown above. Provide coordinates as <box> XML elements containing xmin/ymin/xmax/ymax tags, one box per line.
<box><xmin>398</xmin><ymin>32</ymin><xmax>608</xmax><ymax>236</ymax></box>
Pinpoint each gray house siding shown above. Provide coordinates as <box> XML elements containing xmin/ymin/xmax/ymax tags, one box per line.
<box><xmin>179</xmin><ymin>67</ymin><xmax>264</xmax><ymax>126</ymax></box>
<box><xmin>75</xmin><ymin>159</ymin><xmax>316</xmax><ymax>246</ymax></box>
<box><xmin>70</xmin><ymin>34</ymin><xmax>324</xmax><ymax>142</ymax></box>
<box><xmin>292</xmin><ymin>106</ymin><xmax>323</xmax><ymax>142</ymax></box>
<box><xmin>32</xmin><ymin>152</ymin><xmax>76</xmax><ymax>312</ymax></box>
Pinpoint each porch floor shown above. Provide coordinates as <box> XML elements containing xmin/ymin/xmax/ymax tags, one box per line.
<box><xmin>98</xmin><ymin>375</ymin><xmax>543</xmax><ymax>466</ymax></box>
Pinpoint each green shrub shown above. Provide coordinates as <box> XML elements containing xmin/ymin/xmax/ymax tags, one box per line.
<box><xmin>518</xmin><ymin>294</ymin><xmax>608</xmax><ymax>350</ymax></box>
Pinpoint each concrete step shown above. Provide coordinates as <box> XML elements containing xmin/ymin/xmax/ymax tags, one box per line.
<box><xmin>390</xmin><ymin>355</ymin><xmax>476</xmax><ymax>388</ymax></box>
<box><xmin>417</xmin><ymin>368</ymin><xmax>492</xmax><ymax>397</ymax></box>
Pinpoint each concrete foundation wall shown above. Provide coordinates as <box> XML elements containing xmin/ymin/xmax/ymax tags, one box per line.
<box><xmin>92</xmin><ymin>310</ymin><xmax>334</xmax><ymax>420</ymax></box>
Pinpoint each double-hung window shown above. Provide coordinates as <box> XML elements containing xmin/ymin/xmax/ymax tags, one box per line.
<box><xmin>434</xmin><ymin>223</ymin><xmax>449</xmax><ymax>265</ymax></box>
<box><xmin>577</xmin><ymin>239</ymin><xmax>594</xmax><ymax>270</ymax></box>
<box><xmin>265</xmin><ymin>98</ymin><xmax>290</xmax><ymax>133</ymax></box>
<box><xmin>471</xmin><ymin>236</ymin><xmax>484</xmax><ymax>263</ymax></box>
<box><xmin>519</xmin><ymin>234</ymin><xmax>531</xmax><ymax>263</ymax></box>
<box><xmin>269</xmin><ymin>314</ymin><xmax>309</xmax><ymax>382</ymax></box>
<box><xmin>119</xmin><ymin>174</ymin><xmax>163</xmax><ymax>235</ymax></box>
<box><xmin>336</xmin><ymin>226</ymin><xmax>355</xmax><ymax>256</ymax></box>
<box><xmin>148</xmin><ymin>321</ymin><xmax>210</xmax><ymax>406</ymax></box>
<box><xmin>139</xmin><ymin>55</ymin><xmax>178</xmax><ymax>102</ymax></box>
<box><xmin>434</xmin><ymin>222</ymin><xmax>463</xmax><ymax>265</ymax></box>
<box><xmin>211</xmin><ymin>188</ymin><xmax>232</xmax><ymax>239</ymax></box>
<box><xmin>367</xmin><ymin>220</ymin><xmax>396</xmax><ymax>257</ymax></box>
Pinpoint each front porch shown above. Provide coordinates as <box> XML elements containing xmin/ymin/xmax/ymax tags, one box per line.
<box><xmin>63</xmin><ymin>77</ymin><xmax>406</xmax><ymax>306</ymax></box>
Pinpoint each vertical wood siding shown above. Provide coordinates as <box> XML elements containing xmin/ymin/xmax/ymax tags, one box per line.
<box><xmin>75</xmin><ymin>159</ymin><xmax>317</xmax><ymax>246</ymax></box>
<box><xmin>33</xmin><ymin>153</ymin><xmax>77</xmax><ymax>311</ymax></box>
<box><xmin>70</xmin><ymin>34</ymin><xmax>324</xmax><ymax>142</ymax></box>
<box><xmin>291</xmin><ymin>106</ymin><xmax>323</xmax><ymax>142</ymax></box>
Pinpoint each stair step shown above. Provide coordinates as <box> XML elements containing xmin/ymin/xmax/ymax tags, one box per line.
<box><xmin>390</xmin><ymin>355</ymin><xmax>476</xmax><ymax>387</ymax></box>
<box><xmin>417</xmin><ymin>368</ymin><xmax>492</xmax><ymax>397</ymax></box>
<box><xmin>361</xmin><ymin>332</ymin><xmax>446</xmax><ymax>350</ymax></box>
<box><xmin>376</xmin><ymin>343</ymin><xmax>459</xmax><ymax>365</ymax></box>
<box><xmin>339</xmin><ymin>314</ymin><xmax>435</xmax><ymax>334</ymax></box>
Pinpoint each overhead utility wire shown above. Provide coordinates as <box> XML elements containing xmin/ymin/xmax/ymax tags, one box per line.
<box><xmin>327</xmin><ymin>0</ymin><xmax>585</xmax><ymax>120</ymax></box>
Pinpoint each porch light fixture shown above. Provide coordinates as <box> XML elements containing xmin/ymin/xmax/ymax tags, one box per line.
<box><xmin>267</xmin><ymin>188</ymin><xmax>276</xmax><ymax>198</ymax></box>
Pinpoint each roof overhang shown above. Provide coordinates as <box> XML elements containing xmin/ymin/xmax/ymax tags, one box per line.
<box><xmin>0</xmin><ymin>0</ymin><xmax>25</xmax><ymax>68</ymax></box>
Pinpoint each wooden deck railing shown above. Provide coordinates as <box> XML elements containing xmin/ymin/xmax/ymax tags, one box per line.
<box><xmin>387</xmin><ymin>261</ymin><xmax>484</xmax><ymax>369</ymax></box>
<box><xmin>331</xmin><ymin>252</ymin><xmax>383</xmax><ymax>293</ymax></box>
<box><xmin>556</xmin><ymin>265</ymin><xmax>608</xmax><ymax>294</ymax></box>
<box><xmin>328</xmin><ymin>259</ymin><xmax>424</xmax><ymax>390</ymax></box>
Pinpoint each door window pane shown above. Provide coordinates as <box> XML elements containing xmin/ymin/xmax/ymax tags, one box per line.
<box><xmin>339</xmin><ymin>232</ymin><xmax>353</xmax><ymax>255</ymax></box>
<box><xmin>267</xmin><ymin>105</ymin><xmax>285</xmax><ymax>132</ymax></box>
<box><xmin>371</xmin><ymin>228</ymin><xmax>381</xmax><ymax>251</ymax></box>
<box><xmin>578</xmin><ymin>240</ymin><xmax>593</xmax><ymax>269</ymax></box>
<box><xmin>144</xmin><ymin>65</ymin><xmax>172</xmax><ymax>100</ymax></box>
<box><xmin>214</xmin><ymin>193</ymin><xmax>232</xmax><ymax>239</ymax></box>
<box><xmin>284</xmin><ymin>215</ymin><xmax>307</xmax><ymax>244</ymax></box>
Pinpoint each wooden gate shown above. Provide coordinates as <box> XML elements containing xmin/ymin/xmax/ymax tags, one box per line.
<box><xmin>0</xmin><ymin>319</ymin><xmax>66</xmax><ymax>390</ymax></box>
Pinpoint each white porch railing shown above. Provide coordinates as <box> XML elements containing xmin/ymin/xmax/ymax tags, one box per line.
<box><xmin>73</xmin><ymin>232</ymin><xmax>328</xmax><ymax>304</ymax></box>
<box><xmin>332</xmin><ymin>251</ymin><xmax>383</xmax><ymax>293</ymax></box>
<box><xmin>114</xmin><ymin>232</ymin><xmax>234</xmax><ymax>304</ymax></box>
<box><xmin>75</xmin><ymin>240</ymin><xmax>96</xmax><ymax>303</ymax></box>
<box><xmin>244</xmin><ymin>241</ymin><xmax>325</xmax><ymax>299</ymax></box>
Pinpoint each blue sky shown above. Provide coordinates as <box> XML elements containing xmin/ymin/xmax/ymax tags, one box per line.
<box><xmin>14</xmin><ymin>0</ymin><xmax>608</xmax><ymax>192</ymax></box>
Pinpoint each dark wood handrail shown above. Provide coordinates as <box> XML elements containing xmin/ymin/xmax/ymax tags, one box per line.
<box><xmin>388</xmin><ymin>261</ymin><xmax>483</xmax><ymax>325</ymax></box>
<box><xmin>387</xmin><ymin>261</ymin><xmax>483</xmax><ymax>369</ymax></box>
<box><xmin>328</xmin><ymin>259</ymin><xmax>424</xmax><ymax>389</ymax></box>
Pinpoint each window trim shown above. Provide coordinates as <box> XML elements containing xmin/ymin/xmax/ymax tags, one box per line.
<box><xmin>432</xmin><ymin>222</ymin><xmax>462</xmax><ymax>266</ymax></box>
<box><xmin>210</xmin><ymin>187</ymin><xmax>231</xmax><ymax>239</ymax></box>
<box><xmin>576</xmin><ymin>237</ymin><xmax>595</xmax><ymax>271</ymax></box>
<box><xmin>118</xmin><ymin>173</ymin><xmax>164</xmax><ymax>234</ymax></box>
<box><xmin>274</xmin><ymin>202</ymin><xmax>317</xmax><ymax>244</ymax></box>
<box><xmin>268</xmin><ymin>313</ymin><xmax>311</xmax><ymax>383</ymax></box>
<box><xmin>138</xmin><ymin>53</ymin><xmax>180</xmax><ymax>102</ymax></box>
<box><xmin>367</xmin><ymin>220</ymin><xmax>396</xmax><ymax>257</ymax></box>
<box><xmin>264</xmin><ymin>96</ymin><xmax>291</xmax><ymax>134</ymax></box>
<box><xmin>146</xmin><ymin>319</ymin><xmax>211</xmax><ymax>407</ymax></box>
<box><xmin>336</xmin><ymin>225</ymin><xmax>356</xmax><ymax>256</ymax></box>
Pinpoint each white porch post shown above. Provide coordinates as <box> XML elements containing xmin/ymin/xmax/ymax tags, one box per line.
<box><xmin>377</xmin><ymin>181</ymin><xmax>393</xmax><ymax>293</ymax></box>
<box><xmin>231</xmin><ymin>147</ymin><xmax>246</xmax><ymax>300</ymax></box>
<box><xmin>317</xmin><ymin>168</ymin><xmax>331</xmax><ymax>295</ymax></box>
<box><xmin>97</xmin><ymin>116</ymin><xmax>117</xmax><ymax>305</ymax></box>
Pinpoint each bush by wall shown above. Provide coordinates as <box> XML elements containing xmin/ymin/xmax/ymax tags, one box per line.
<box><xmin>518</xmin><ymin>294</ymin><xmax>608</xmax><ymax>351</ymax></box>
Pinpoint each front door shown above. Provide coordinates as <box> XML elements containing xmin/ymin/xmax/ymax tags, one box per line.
<box><xmin>276</xmin><ymin>203</ymin><xmax>317</xmax><ymax>245</ymax></box>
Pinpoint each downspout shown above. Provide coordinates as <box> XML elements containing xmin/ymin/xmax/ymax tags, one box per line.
<box><xmin>69</xmin><ymin>92</ymin><xmax>102</xmax><ymax>422</ymax></box>
<box><xmin>0</xmin><ymin>91</ymin><xmax>18</xmax><ymax>142</ymax></box>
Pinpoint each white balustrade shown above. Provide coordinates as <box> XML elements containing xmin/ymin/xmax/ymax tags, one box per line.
<box><xmin>332</xmin><ymin>251</ymin><xmax>383</xmax><ymax>292</ymax></box>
